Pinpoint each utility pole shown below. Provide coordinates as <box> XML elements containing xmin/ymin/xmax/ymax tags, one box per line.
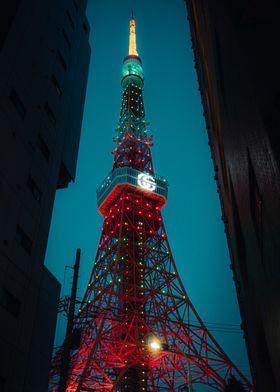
<box><xmin>58</xmin><ymin>248</ymin><xmax>81</xmax><ymax>392</ymax></box>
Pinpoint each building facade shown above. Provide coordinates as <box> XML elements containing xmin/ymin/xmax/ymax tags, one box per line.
<box><xmin>0</xmin><ymin>0</ymin><xmax>90</xmax><ymax>390</ymax></box>
<box><xmin>185</xmin><ymin>1</ymin><xmax>280</xmax><ymax>391</ymax></box>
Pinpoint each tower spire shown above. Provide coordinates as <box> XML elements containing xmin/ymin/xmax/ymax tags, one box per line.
<box><xmin>129</xmin><ymin>14</ymin><xmax>138</xmax><ymax>56</ymax></box>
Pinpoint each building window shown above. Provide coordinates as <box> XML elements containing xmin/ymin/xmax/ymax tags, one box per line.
<box><xmin>62</xmin><ymin>28</ymin><xmax>72</xmax><ymax>49</ymax></box>
<box><xmin>16</xmin><ymin>226</ymin><xmax>33</xmax><ymax>254</ymax></box>
<box><xmin>51</xmin><ymin>74</ymin><xmax>63</xmax><ymax>96</ymax></box>
<box><xmin>72</xmin><ymin>0</ymin><xmax>78</xmax><ymax>12</ymax></box>
<box><xmin>37</xmin><ymin>134</ymin><xmax>50</xmax><ymax>161</ymax></box>
<box><xmin>10</xmin><ymin>89</ymin><xmax>26</xmax><ymax>119</ymax></box>
<box><xmin>27</xmin><ymin>176</ymin><xmax>42</xmax><ymax>202</ymax></box>
<box><xmin>66</xmin><ymin>10</ymin><xmax>75</xmax><ymax>30</ymax></box>
<box><xmin>57</xmin><ymin>50</ymin><xmax>67</xmax><ymax>71</ymax></box>
<box><xmin>1</xmin><ymin>288</ymin><xmax>21</xmax><ymax>318</ymax></box>
<box><xmin>44</xmin><ymin>102</ymin><xmax>56</xmax><ymax>127</ymax></box>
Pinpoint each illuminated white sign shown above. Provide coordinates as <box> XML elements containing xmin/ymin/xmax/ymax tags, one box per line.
<box><xmin>137</xmin><ymin>173</ymin><xmax>156</xmax><ymax>192</ymax></box>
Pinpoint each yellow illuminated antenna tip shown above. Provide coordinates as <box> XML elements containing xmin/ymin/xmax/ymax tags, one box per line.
<box><xmin>129</xmin><ymin>15</ymin><xmax>138</xmax><ymax>56</ymax></box>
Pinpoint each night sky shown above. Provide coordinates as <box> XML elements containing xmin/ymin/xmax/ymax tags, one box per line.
<box><xmin>45</xmin><ymin>0</ymin><xmax>251</xmax><ymax>384</ymax></box>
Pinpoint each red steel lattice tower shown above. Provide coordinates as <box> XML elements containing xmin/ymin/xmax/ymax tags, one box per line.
<box><xmin>50</xmin><ymin>17</ymin><xmax>253</xmax><ymax>392</ymax></box>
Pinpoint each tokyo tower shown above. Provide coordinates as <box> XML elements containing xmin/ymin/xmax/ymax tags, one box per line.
<box><xmin>50</xmin><ymin>16</ymin><xmax>253</xmax><ymax>392</ymax></box>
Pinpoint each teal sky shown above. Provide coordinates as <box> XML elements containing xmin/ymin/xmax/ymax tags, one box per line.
<box><xmin>45</xmin><ymin>0</ymin><xmax>251</xmax><ymax>384</ymax></box>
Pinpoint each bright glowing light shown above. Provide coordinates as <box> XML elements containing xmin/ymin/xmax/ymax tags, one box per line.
<box><xmin>150</xmin><ymin>340</ymin><xmax>161</xmax><ymax>350</ymax></box>
<box><xmin>137</xmin><ymin>173</ymin><xmax>156</xmax><ymax>191</ymax></box>
<box><xmin>129</xmin><ymin>19</ymin><xmax>138</xmax><ymax>56</ymax></box>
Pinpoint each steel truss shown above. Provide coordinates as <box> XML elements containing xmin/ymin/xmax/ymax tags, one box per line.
<box><xmin>49</xmin><ymin>16</ymin><xmax>252</xmax><ymax>392</ymax></box>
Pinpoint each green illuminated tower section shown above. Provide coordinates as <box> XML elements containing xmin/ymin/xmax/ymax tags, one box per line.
<box><xmin>113</xmin><ymin>19</ymin><xmax>153</xmax><ymax>175</ymax></box>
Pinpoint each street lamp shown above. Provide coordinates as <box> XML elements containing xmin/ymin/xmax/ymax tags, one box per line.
<box><xmin>149</xmin><ymin>338</ymin><xmax>162</xmax><ymax>351</ymax></box>
<box><xmin>148</xmin><ymin>336</ymin><xmax>194</xmax><ymax>392</ymax></box>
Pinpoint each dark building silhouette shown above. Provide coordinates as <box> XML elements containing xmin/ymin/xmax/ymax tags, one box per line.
<box><xmin>0</xmin><ymin>0</ymin><xmax>90</xmax><ymax>390</ymax></box>
<box><xmin>185</xmin><ymin>1</ymin><xmax>280</xmax><ymax>391</ymax></box>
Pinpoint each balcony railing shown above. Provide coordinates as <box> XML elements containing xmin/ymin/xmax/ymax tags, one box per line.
<box><xmin>96</xmin><ymin>167</ymin><xmax>168</xmax><ymax>208</ymax></box>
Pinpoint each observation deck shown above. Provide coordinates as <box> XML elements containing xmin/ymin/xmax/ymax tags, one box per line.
<box><xmin>97</xmin><ymin>167</ymin><xmax>168</xmax><ymax>215</ymax></box>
